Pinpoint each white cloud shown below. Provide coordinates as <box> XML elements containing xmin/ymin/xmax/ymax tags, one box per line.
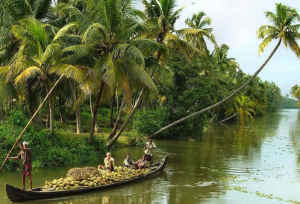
<box><xmin>172</xmin><ymin>0</ymin><xmax>300</xmax><ymax>95</ymax></box>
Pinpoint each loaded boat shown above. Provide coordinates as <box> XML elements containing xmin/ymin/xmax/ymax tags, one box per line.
<box><xmin>6</xmin><ymin>155</ymin><xmax>169</xmax><ymax>202</ymax></box>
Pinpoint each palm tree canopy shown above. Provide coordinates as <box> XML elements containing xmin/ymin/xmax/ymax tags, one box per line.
<box><xmin>257</xmin><ymin>3</ymin><xmax>300</xmax><ymax>55</ymax></box>
<box><xmin>143</xmin><ymin>0</ymin><xmax>184</xmax><ymax>33</ymax></box>
<box><xmin>178</xmin><ymin>11</ymin><xmax>217</xmax><ymax>51</ymax></box>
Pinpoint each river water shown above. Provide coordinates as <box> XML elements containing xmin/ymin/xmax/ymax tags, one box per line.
<box><xmin>1</xmin><ymin>109</ymin><xmax>300</xmax><ymax>204</ymax></box>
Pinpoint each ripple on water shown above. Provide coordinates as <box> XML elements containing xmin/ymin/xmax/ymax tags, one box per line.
<box><xmin>195</xmin><ymin>181</ymin><xmax>217</xmax><ymax>187</ymax></box>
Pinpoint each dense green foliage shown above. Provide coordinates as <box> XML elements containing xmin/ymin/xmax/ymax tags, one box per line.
<box><xmin>281</xmin><ymin>95</ymin><xmax>299</xmax><ymax>109</ymax></box>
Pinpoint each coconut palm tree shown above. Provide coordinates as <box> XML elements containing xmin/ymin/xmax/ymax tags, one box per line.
<box><xmin>291</xmin><ymin>85</ymin><xmax>300</xmax><ymax>106</ymax></box>
<box><xmin>182</xmin><ymin>11</ymin><xmax>216</xmax><ymax>51</ymax></box>
<box><xmin>2</xmin><ymin>18</ymin><xmax>85</xmax><ymax>135</ymax></box>
<box><xmin>148</xmin><ymin>3</ymin><xmax>300</xmax><ymax>138</ymax></box>
<box><xmin>226</xmin><ymin>95</ymin><xmax>256</xmax><ymax>125</ymax></box>
<box><xmin>58</xmin><ymin>0</ymin><xmax>161</xmax><ymax>143</ymax></box>
<box><xmin>105</xmin><ymin>0</ymin><xmax>200</xmax><ymax>148</ymax></box>
<box><xmin>0</xmin><ymin>0</ymin><xmax>53</xmax><ymax>65</ymax></box>
<box><xmin>142</xmin><ymin>0</ymin><xmax>200</xmax><ymax>60</ymax></box>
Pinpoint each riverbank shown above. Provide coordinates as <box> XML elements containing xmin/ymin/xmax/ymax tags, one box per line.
<box><xmin>0</xmin><ymin>112</ymin><xmax>145</xmax><ymax>173</ymax></box>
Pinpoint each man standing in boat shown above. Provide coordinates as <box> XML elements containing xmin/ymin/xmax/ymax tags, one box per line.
<box><xmin>8</xmin><ymin>140</ymin><xmax>32</xmax><ymax>190</ymax></box>
<box><xmin>144</xmin><ymin>139</ymin><xmax>156</xmax><ymax>167</ymax></box>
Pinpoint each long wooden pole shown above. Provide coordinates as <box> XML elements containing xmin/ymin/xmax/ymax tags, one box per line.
<box><xmin>0</xmin><ymin>69</ymin><xmax>68</xmax><ymax>173</ymax></box>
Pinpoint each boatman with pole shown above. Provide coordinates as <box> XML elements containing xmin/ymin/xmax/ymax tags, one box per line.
<box><xmin>8</xmin><ymin>140</ymin><xmax>32</xmax><ymax>190</ymax></box>
<box><xmin>144</xmin><ymin>139</ymin><xmax>156</xmax><ymax>167</ymax></box>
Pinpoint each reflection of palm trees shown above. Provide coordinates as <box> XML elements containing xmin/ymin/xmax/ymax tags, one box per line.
<box><xmin>225</xmin><ymin>95</ymin><xmax>256</xmax><ymax>125</ymax></box>
<box><xmin>288</xmin><ymin>110</ymin><xmax>300</xmax><ymax>163</ymax></box>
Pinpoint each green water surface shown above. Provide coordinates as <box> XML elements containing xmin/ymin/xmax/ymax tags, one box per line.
<box><xmin>1</xmin><ymin>109</ymin><xmax>300</xmax><ymax>204</ymax></box>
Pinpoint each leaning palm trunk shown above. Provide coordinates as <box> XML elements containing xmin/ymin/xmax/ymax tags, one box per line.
<box><xmin>148</xmin><ymin>39</ymin><xmax>282</xmax><ymax>138</ymax></box>
<box><xmin>106</xmin><ymin>87</ymin><xmax>145</xmax><ymax>148</ymax></box>
<box><xmin>108</xmin><ymin>98</ymin><xmax>125</xmax><ymax>140</ymax></box>
<box><xmin>88</xmin><ymin>82</ymin><xmax>105</xmax><ymax>144</ymax></box>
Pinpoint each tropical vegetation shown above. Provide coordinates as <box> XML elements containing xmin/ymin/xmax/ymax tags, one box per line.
<box><xmin>0</xmin><ymin>0</ymin><xmax>299</xmax><ymax>171</ymax></box>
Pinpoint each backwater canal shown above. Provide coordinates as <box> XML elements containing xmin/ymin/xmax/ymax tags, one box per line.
<box><xmin>1</xmin><ymin>109</ymin><xmax>300</xmax><ymax>204</ymax></box>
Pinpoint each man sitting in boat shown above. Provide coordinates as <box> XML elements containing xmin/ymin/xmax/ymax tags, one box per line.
<box><xmin>8</xmin><ymin>140</ymin><xmax>32</xmax><ymax>190</ymax></box>
<box><xmin>133</xmin><ymin>155</ymin><xmax>148</xmax><ymax>169</ymax></box>
<box><xmin>123</xmin><ymin>154</ymin><xmax>134</xmax><ymax>168</ymax></box>
<box><xmin>98</xmin><ymin>152</ymin><xmax>115</xmax><ymax>172</ymax></box>
<box><xmin>144</xmin><ymin>139</ymin><xmax>156</xmax><ymax>166</ymax></box>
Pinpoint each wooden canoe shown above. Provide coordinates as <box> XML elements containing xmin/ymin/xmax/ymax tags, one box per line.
<box><xmin>6</xmin><ymin>155</ymin><xmax>169</xmax><ymax>202</ymax></box>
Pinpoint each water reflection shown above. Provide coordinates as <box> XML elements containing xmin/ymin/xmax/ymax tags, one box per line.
<box><xmin>1</xmin><ymin>109</ymin><xmax>300</xmax><ymax>204</ymax></box>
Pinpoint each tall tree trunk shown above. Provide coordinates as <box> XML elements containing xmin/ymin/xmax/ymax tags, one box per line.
<box><xmin>46</xmin><ymin>113</ymin><xmax>49</xmax><ymax>128</ymax></box>
<box><xmin>5</xmin><ymin>99</ymin><xmax>9</xmax><ymax>119</ymax></box>
<box><xmin>10</xmin><ymin>93</ymin><xmax>13</xmax><ymax>111</ymax></box>
<box><xmin>116</xmin><ymin>91</ymin><xmax>119</xmax><ymax>112</ymax></box>
<box><xmin>45</xmin><ymin>81</ymin><xmax>55</xmax><ymax>136</ymax></box>
<box><xmin>58</xmin><ymin>93</ymin><xmax>64</xmax><ymax>123</ymax></box>
<box><xmin>76</xmin><ymin>103</ymin><xmax>81</xmax><ymax>134</ymax></box>
<box><xmin>108</xmin><ymin>98</ymin><xmax>125</xmax><ymax>140</ymax></box>
<box><xmin>148</xmin><ymin>39</ymin><xmax>282</xmax><ymax>138</ymax></box>
<box><xmin>28</xmin><ymin>83</ymin><xmax>35</xmax><ymax>117</ymax></box>
<box><xmin>90</xmin><ymin>94</ymin><xmax>98</xmax><ymax>133</ymax></box>
<box><xmin>0</xmin><ymin>100</ymin><xmax>3</xmax><ymax>121</ymax></box>
<box><xmin>38</xmin><ymin>97</ymin><xmax>42</xmax><ymax>125</ymax></box>
<box><xmin>74</xmin><ymin>88</ymin><xmax>81</xmax><ymax>134</ymax></box>
<box><xmin>106</xmin><ymin>87</ymin><xmax>145</xmax><ymax>148</ymax></box>
<box><xmin>109</xmin><ymin>89</ymin><xmax>116</xmax><ymax>128</ymax></box>
<box><xmin>88</xmin><ymin>82</ymin><xmax>105</xmax><ymax>144</ymax></box>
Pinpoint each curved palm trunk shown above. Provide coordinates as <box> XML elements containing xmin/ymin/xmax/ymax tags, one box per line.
<box><xmin>148</xmin><ymin>39</ymin><xmax>282</xmax><ymax>138</ymax></box>
<box><xmin>108</xmin><ymin>98</ymin><xmax>125</xmax><ymax>140</ymax></box>
<box><xmin>88</xmin><ymin>82</ymin><xmax>105</xmax><ymax>144</ymax></box>
<box><xmin>106</xmin><ymin>87</ymin><xmax>145</xmax><ymax>148</ymax></box>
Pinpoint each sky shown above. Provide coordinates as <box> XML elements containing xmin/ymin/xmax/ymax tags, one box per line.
<box><xmin>161</xmin><ymin>0</ymin><xmax>300</xmax><ymax>95</ymax></box>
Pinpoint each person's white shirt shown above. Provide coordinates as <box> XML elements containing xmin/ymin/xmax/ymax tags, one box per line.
<box><xmin>144</xmin><ymin>142</ymin><xmax>156</xmax><ymax>156</ymax></box>
<box><xmin>104</xmin><ymin>157</ymin><xmax>114</xmax><ymax>168</ymax></box>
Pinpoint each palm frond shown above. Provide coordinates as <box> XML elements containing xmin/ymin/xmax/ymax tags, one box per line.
<box><xmin>15</xmin><ymin>66</ymin><xmax>41</xmax><ymax>83</ymax></box>
<box><xmin>52</xmin><ymin>22</ymin><xmax>80</xmax><ymax>43</ymax></box>
<box><xmin>49</xmin><ymin>64</ymin><xmax>85</xmax><ymax>83</ymax></box>
<box><xmin>258</xmin><ymin>35</ymin><xmax>275</xmax><ymax>54</ymax></box>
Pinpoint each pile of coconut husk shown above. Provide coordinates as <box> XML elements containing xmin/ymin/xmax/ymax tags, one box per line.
<box><xmin>43</xmin><ymin>166</ymin><xmax>152</xmax><ymax>191</ymax></box>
